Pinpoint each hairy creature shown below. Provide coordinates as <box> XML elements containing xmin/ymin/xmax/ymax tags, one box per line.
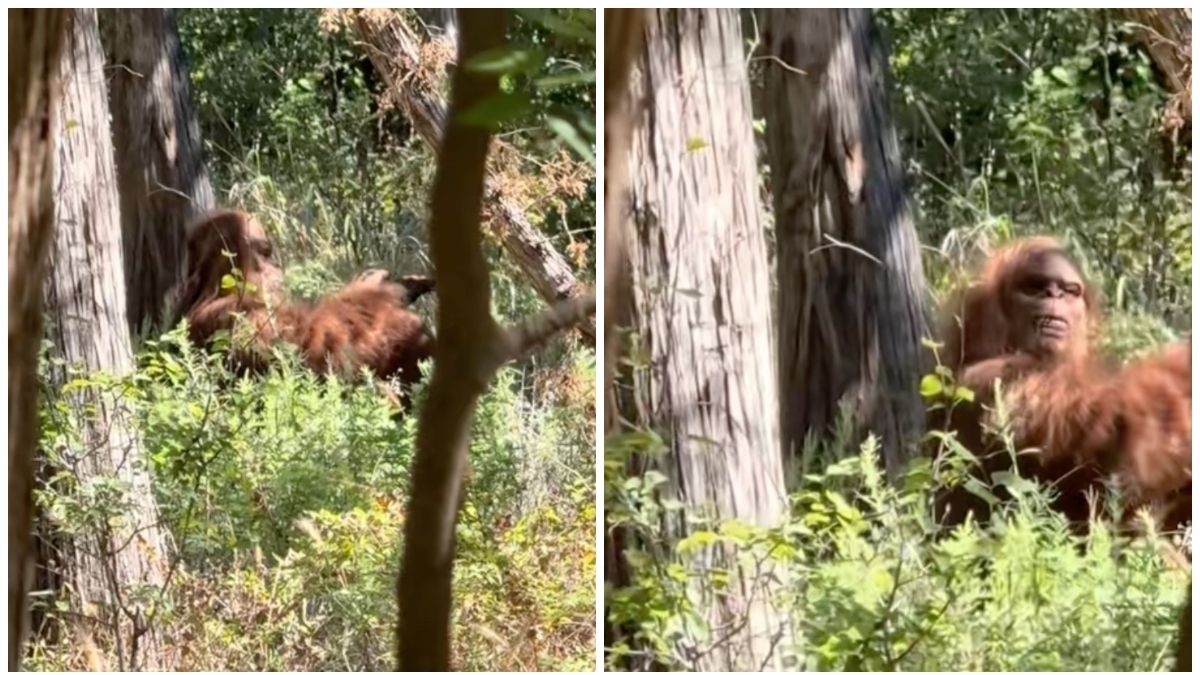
<box><xmin>934</xmin><ymin>237</ymin><xmax>1191</xmax><ymax>532</ymax></box>
<box><xmin>177</xmin><ymin>209</ymin><xmax>435</xmax><ymax>393</ymax></box>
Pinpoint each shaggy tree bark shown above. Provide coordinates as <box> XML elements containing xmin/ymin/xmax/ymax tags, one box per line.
<box><xmin>350</xmin><ymin>10</ymin><xmax>596</xmax><ymax>343</ymax></box>
<box><xmin>623</xmin><ymin>9</ymin><xmax>790</xmax><ymax>670</ymax></box>
<box><xmin>396</xmin><ymin>10</ymin><xmax>595</xmax><ymax>670</ymax></box>
<box><xmin>758</xmin><ymin>8</ymin><xmax>928</xmax><ymax>477</ymax></box>
<box><xmin>99</xmin><ymin>8</ymin><xmax>216</xmax><ymax>335</ymax></box>
<box><xmin>44</xmin><ymin>9</ymin><xmax>174</xmax><ymax>670</ymax></box>
<box><xmin>8</xmin><ymin>10</ymin><xmax>70</xmax><ymax>669</ymax></box>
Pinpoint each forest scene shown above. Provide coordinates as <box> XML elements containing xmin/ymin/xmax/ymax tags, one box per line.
<box><xmin>604</xmin><ymin>8</ymin><xmax>1192</xmax><ymax>672</ymax></box>
<box><xmin>10</xmin><ymin>8</ymin><xmax>595</xmax><ymax>672</ymax></box>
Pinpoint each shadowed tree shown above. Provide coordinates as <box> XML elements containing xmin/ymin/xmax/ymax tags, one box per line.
<box><xmin>99</xmin><ymin>8</ymin><xmax>215</xmax><ymax>335</ymax></box>
<box><xmin>758</xmin><ymin>8</ymin><xmax>928</xmax><ymax>477</ymax></box>
<box><xmin>8</xmin><ymin>9</ymin><xmax>70</xmax><ymax>670</ymax></box>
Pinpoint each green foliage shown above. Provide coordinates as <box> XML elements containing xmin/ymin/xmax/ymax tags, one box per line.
<box><xmin>32</xmin><ymin>324</ymin><xmax>596</xmax><ymax>670</ymax></box>
<box><xmin>176</xmin><ymin>9</ymin><xmax>596</xmax><ymax>328</ymax></box>
<box><xmin>882</xmin><ymin>9</ymin><xmax>1191</xmax><ymax>326</ymax></box>
<box><xmin>606</xmin><ymin>430</ymin><xmax>1188</xmax><ymax>671</ymax></box>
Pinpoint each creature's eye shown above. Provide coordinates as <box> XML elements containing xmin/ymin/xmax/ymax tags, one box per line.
<box><xmin>1062</xmin><ymin>283</ymin><xmax>1083</xmax><ymax>297</ymax></box>
<box><xmin>1017</xmin><ymin>277</ymin><xmax>1047</xmax><ymax>296</ymax></box>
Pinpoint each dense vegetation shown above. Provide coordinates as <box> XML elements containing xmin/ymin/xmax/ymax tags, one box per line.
<box><xmin>884</xmin><ymin>9</ymin><xmax>1191</xmax><ymax>334</ymax></box>
<box><xmin>29</xmin><ymin>9</ymin><xmax>596</xmax><ymax>671</ymax></box>
<box><xmin>608</xmin><ymin>8</ymin><xmax>1189</xmax><ymax>671</ymax></box>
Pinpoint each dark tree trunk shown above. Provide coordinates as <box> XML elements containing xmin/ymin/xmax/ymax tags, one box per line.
<box><xmin>8</xmin><ymin>10</ymin><xmax>70</xmax><ymax>669</ymax></box>
<box><xmin>758</xmin><ymin>8</ymin><xmax>928</xmax><ymax>478</ymax></box>
<box><xmin>601</xmin><ymin>9</ymin><xmax>645</xmax><ymax>657</ymax></box>
<box><xmin>351</xmin><ymin>10</ymin><xmax>596</xmax><ymax>343</ymax></box>
<box><xmin>44</xmin><ymin>9</ymin><xmax>174</xmax><ymax>670</ymax></box>
<box><xmin>99</xmin><ymin>8</ymin><xmax>215</xmax><ymax>336</ymax></box>
<box><xmin>622</xmin><ymin>9</ymin><xmax>790</xmax><ymax>669</ymax></box>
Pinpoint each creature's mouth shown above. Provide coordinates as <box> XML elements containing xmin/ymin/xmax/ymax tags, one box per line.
<box><xmin>1033</xmin><ymin>315</ymin><xmax>1070</xmax><ymax>340</ymax></box>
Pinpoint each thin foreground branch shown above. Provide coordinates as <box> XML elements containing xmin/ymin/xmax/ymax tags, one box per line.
<box><xmin>396</xmin><ymin>10</ymin><xmax>596</xmax><ymax>671</ymax></box>
<box><xmin>396</xmin><ymin>9</ymin><xmax>504</xmax><ymax>672</ymax></box>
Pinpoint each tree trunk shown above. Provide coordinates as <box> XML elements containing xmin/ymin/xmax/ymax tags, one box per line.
<box><xmin>44</xmin><ymin>9</ymin><xmax>174</xmax><ymax>670</ymax></box>
<box><xmin>8</xmin><ymin>10</ymin><xmax>70</xmax><ymax>669</ymax></box>
<box><xmin>350</xmin><ymin>10</ymin><xmax>596</xmax><ymax>343</ymax></box>
<box><xmin>601</xmin><ymin>9</ymin><xmax>645</xmax><ymax>656</ymax></box>
<box><xmin>99</xmin><ymin>8</ymin><xmax>216</xmax><ymax>336</ymax></box>
<box><xmin>395</xmin><ymin>10</ymin><xmax>595</xmax><ymax>670</ymax></box>
<box><xmin>758</xmin><ymin>8</ymin><xmax>928</xmax><ymax>477</ymax></box>
<box><xmin>625</xmin><ymin>9</ymin><xmax>789</xmax><ymax>669</ymax></box>
<box><xmin>602</xmin><ymin>7</ymin><xmax>644</xmax><ymax>430</ymax></box>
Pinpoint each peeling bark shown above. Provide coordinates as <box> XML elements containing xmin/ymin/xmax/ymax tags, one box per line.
<box><xmin>759</xmin><ymin>8</ymin><xmax>928</xmax><ymax>477</ymax></box>
<box><xmin>100</xmin><ymin>8</ymin><xmax>216</xmax><ymax>334</ymax></box>
<box><xmin>44</xmin><ymin>9</ymin><xmax>174</xmax><ymax>669</ymax></box>
<box><xmin>625</xmin><ymin>9</ymin><xmax>790</xmax><ymax>669</ymax></box>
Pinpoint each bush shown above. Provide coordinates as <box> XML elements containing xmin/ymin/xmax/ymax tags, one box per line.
<box><xmin>30</xmin><ymin>324</ymin><xmax>596</xmax><ymax>671</ymax></box>
<box><xmin>606</xmin><ymin>431</ymin><xmax>1188</xmax><ymax>671</ymax></box>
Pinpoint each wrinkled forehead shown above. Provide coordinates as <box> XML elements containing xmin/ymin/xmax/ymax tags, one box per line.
<box><xmin>1013</xmin><ymin>249</ymin><xmax>1083</xmax><ymax>285</ymax></box>
<box><xmin>241</xmin><ymin>216</ymin><xmax>268</xmax><ymax>241</ymax></box>
<box><xmin>191</xmin><ymin>211</ymin><xmax>266</xmax><ymax>250</ymax></box>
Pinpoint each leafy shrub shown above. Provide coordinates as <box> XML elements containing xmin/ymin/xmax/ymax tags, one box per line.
<box><xmin>606</xmin><ymin>431</ymin><xmax>1188</xmax><ymax>671</ymax></box>
<box><xmin>31</xmin><ymin>324</ymin><xmax>596</xmax><ymax>671</ymax></box>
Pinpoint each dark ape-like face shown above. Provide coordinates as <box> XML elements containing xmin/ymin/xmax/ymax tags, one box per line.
<box><xmin>1006</xmin><ymin>251</ymin><xmax>1088</xmax><ymax>357</ymax></box>
<box><xmin>185</xmin><ymin>210</ymin><xmax>283</xmax><ymax>302</ymax></box>
<box><xmin>237</xmin><ymin>216</ymin><xmax>283</xmax><ymax>294</ymax></box>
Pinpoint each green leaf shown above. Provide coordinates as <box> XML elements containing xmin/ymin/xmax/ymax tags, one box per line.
<box><xmin>920</xmin><ymin>374</ymin><xmax>944</xmax><ymax>398</ymax></box>
<box><xmin>534</xmin><ymin>70</ymin><xmax>596</xmax><ymax>91</ymax></box>
<box><xmin>515</xmin><ymin>9</ymin><xmax>595</xmax><ymax>44</ymax></box>
<box><xmin>546</xmin><ymin>114</ymin><xmax>594</xmax><ymax>164</ymax></box>
<box><xmin>963</xmin><ymin>479</ymin><xmax>1000</xmax><ymax>507</ymax></box>
<box><xmin>220</xmin><ymin>274</ymin><xmax>238</xmax><ymax>290</ymax></box>
<box><xmin>686</xmin><ymin>137</ymin><xmax>710</xmax><ymax>153</ymax></box>
<box><xmin>458</xmin><ymin>93</ymin><xmax>532</xmax><ymax>129</ymax></box>
<box><xmin>465</xmin><ymin>47</ymin><xmax>545</xmax><ymax>75</ymax></box>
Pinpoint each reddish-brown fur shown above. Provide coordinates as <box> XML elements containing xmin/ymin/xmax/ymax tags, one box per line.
<box><xmin>177</xmin><ymin>209</ymin><xmax>435</xmax><ymax>393</ymax></box>
<box><xmin>934</xmin><ymin>237</ymin><xmax>1191</xmax><ymax>532</ymax></box>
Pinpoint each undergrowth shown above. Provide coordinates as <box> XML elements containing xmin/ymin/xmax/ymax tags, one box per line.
<box><xmin>605</xmin><ymin>429</ymin><xmax>1189</xmax><ymax>671</ymax></box>
<box><xmin>29</xmin><ymin>324</ymin><xmax>596</xmax><ymax>671</ymax></box>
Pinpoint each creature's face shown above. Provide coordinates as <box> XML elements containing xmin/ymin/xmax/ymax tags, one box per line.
<box><xmin>1006</xmin><ymin>251</ymin><xmax>1088</xmax><ymax>357</ymax></box>
<box><xmin>240</xmin><ymin>216</ymin><xmax>283</xmax><ymax>295</ymax></box>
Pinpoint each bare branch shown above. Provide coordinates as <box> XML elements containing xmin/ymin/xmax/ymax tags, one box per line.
<box><xmin>501</xmin><ymin>291</ymin><xmax>596</xmax><ymax>361</ymax></box>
